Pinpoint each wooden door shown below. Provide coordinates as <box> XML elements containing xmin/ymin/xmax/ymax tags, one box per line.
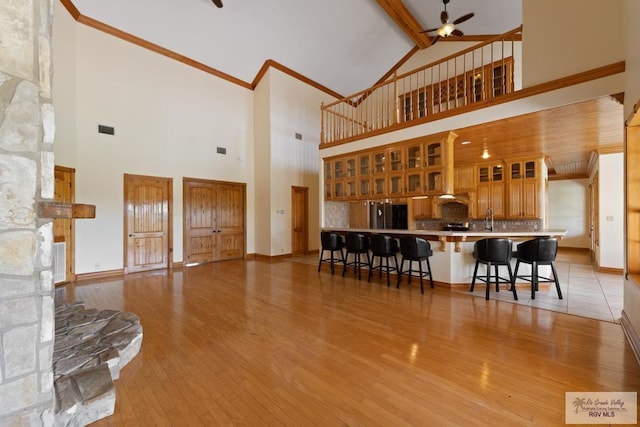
<box><xmin>183</xmin><ymin>178</ymin><xmax>245</xmax><ymax>264</ymax></box>
<box><xmin>215</xmin><ymin>183</ymin><xmax>245</xmax><ymax>261</ymax></box>
<box><xmin>292</xmin><ymin>186</ymin><xmax>308</xmax><ymax>255</ymax></box>
<box><xmin>54</xmin><ymin>166</ymin><xmax>75</xmax><ymax>282</ymax></box>
<box><xmin>183</xmin><ymin>179</ymin><xmax>217</xmax><ymax>264</ymax></box>
<box><xmin>124</xmin><ymin>174</ymin><xmax>172</xmax><ymax>273</ymax></box>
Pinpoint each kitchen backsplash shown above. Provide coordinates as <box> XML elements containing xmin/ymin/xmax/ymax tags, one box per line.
<box><xmin>416</xmin><ymin>219</ymin><xmax>544</xmax><ymax>231</ymax></box>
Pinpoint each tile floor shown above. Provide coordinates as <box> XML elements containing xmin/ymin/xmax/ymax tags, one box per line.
<box><xmin>462</xmin><ymin>254</ymin><xmax>624</xmax><ymax>323</ymax></box>
<box><xmin>295</xmin><ymin>248</ymin><xmax>624</xmax><ymax>324</ymax></box>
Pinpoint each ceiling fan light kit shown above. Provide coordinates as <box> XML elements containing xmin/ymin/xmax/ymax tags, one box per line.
<box><xmin>422</xmin><ymin>0</ymin><xmax>475</xmax><ymax>45</ymax></box>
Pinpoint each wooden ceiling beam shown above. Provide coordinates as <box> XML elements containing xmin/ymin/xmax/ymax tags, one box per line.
<box><xmin>376</xmin><ymin>0</ymin><xmax>433</xmax><ymax>49</ymax></box>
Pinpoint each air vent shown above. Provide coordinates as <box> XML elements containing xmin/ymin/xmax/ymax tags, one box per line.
<box><xmin>98</xmin><ymin>125</ymin><xmax>114</xmax><ymax>135</ymax></box>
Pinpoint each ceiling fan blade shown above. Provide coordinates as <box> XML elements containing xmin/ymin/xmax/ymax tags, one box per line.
<box><xmin>421</xmin><ymin>27</ymin><xmax>439</xmax><ymax>33</ymax></box>
<box><xmin>453</xmin><ymin>12</ymin><xmax>474</xmax><ymax>25</ymax></box>
<box><xmin>430</xmin><ymin>35</ymin><xmax>440</xmax><ymax>46</ymax></box>
<box><xmin>211</xmin><ymin>0</ymin><xmax>223</xmax><ymax>8</ymax></box>
<box><xmin>451</xmin><ymin>29</ymin><xmax>464</xmax><ymax>37</ymax></box>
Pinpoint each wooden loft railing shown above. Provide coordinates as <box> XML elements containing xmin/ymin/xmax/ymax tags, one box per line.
<box><xmin>321</xmin><ymin>26</ymin><xmax>522</xmax><ymax>146</ymax></box>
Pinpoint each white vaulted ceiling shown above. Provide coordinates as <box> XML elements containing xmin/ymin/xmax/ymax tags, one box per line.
<box><xmin>69</xmin><ymin>0</ymin><xmax>522</xmax><ymax>96</ymax></box>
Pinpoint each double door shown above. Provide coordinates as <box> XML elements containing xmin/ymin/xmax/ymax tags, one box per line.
<box><xmin>183</xmin><ymin>178</ymin><xmax>245</xmax><ymax>265</ymax></box>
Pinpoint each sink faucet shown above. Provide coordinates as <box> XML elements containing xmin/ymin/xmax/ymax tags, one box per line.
<box><xmin>485</xmin><ymin>208</ymin><xmax>494</xmax><ymax>231</ymax></box>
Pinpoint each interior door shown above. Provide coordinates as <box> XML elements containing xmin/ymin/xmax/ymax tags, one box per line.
<box><xmin>183</xmin><ymin>179</ymin><xmax>216</xmax><ymax>264</ymax></box>
<box><xmin>215</xmin><ymin>182</ymin><xmax>245</xmax><ymax>261</ymax></box>
<box><xmin>54</xmin><ymin>166</ymin><xmax>75</xmax><ymax>282</ymax></box>
<box><xmin>292</xmin><ymin>186</ymin><xmax>308</xmax><ymax>255</ymax></box>
<box><xmin>124</xmin><ymin>174</ymin><xmax>172</xmax><ymax>273</ymax></box>
<box><xmin>183</xmin><ymin>178</ymin><xmax>245</xmax><ymax>264</ymax></box>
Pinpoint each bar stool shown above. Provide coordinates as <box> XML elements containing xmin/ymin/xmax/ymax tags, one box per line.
<box><xmin>368</xmin><ymin>234</ymin><xmax>399</xmax><ymax>287</ymax></box>
<box><xmin>470</xmin><ymin>238</ymin><xmax>517</xmax><ymax>300</ymax></box>
<box><xmin>512</xmin><ymin>237</ymin><xmax>563</xmax><ymax>300</ymax></box>
<box><xmin>397</xmin><ymin>236</ymin><xmax>434</xmax><ymax>294</ymax></box>
<box><xmin>342</xmin><ymin>233</ymin><xmax>370</xmax><ymax>280</ymax></box>
<box><xmin>317</xmin><ymin>231</ymin><xmax>344</xmax><ymax>275</ymax></box>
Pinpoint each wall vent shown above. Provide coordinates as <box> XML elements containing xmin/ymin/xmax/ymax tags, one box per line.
<box><xmin>53</xmin><ymin>242</ymin><xmax>66</xmax><ymax>283</ymax></box>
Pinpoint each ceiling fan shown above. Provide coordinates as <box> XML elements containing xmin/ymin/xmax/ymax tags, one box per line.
<box><xmin>421</xmin><ymin>0</ymin><xmax>474</xmax><ymax>45</ymax></box>
<box><xmin>211</xmin><ymin>0</ymin><xmax>223</xmax><ymax>7</ymax></box>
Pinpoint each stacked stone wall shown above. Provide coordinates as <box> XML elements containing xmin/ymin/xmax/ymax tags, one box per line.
<box><xmin>0</xmin><ymin>0</ymin><xmax>56</xmax><ymax>424</ymax></box>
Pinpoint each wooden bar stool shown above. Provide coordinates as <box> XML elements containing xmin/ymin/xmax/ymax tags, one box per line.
<box><xmin>512</xmin><ymin>237</ymin><xmax>562</xmax><ymax>300</ymax></box>
<box><xmin>342</xmin><ymin>233</ymin><xmax>370</xmax><ymax>280</ymax></box>
<box><xmin>317</xmin><ymin>231</ymin><xmax>344</xmax><ymax>275</ymax></box>
<box><xmin>470</xmin><ymin>238</ymin><xmax>517</xmax><ymax>300</ymax></box>
<box><xmin>397</xmin><ymin>236</ymin><xmax>434</xmax><ymax>294</ymax></box>
<box><xmin>368</xmin><ymin>234</ymin><xmax>399</xmax><ymax>287</ymax></box>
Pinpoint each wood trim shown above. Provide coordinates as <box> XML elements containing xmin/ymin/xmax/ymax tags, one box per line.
<box><xmin>75</xmin><ymin>268</ymin><xmax>124</xmax><ymax>282</ymax></box>
<box><xmin>252</xmin><ymin>59</ymin><xmax>344</xmax><ymax>100</ymax></box>
<box><xmin>320</xmin><ymin>61</ymin><xmax>625</xmax><ymax>149</ymax></box>
<box><xmin>39</xmin><ymin>202</ymin><xmax>96</xmax><ymax>219</ymax></box>
<box><xmin>172</xmin><ymin>261</ymin><xmax>184</xmax><ymax>269</ymax></box>
<box><xmin>61</xmin><ymin>1</ymin><xmax>347</xmax><ymax>100</ymax></box>
<box><xmin>376</xmin><ymin>0</ymin><xmax>432</xmax><ymax>49</ymax></box>
<box><xmin>596</xmin><ymin>266</ymin><xmax>623</xmax><ymax>274</ymax></box>
<box><xmin>59</xmin><ymin>0</ymin><xmax>81</xmax><ymax>20</ymax></box>
<box><xmin>597</xmin><ymin>144</ymin><xmax>624</xmax><ymax>155</ymax></box>
<box><xmin>54</xmin><ymin>165</ymin><xmax>76</xmax><ymax>173</ymax></box>
<box><xmin>627</xmin><ymin>99</ymin><xmax>640</xmax><ymax>127</ymax></box>
<box><xmin>438</xmin><ymin>34</ymin><xmax>522</xmax><ymax>43</ymax></box>
<box><xmin>75</xmin><ymin>14</ymin><xmax>253</xmax><ymax>89</ymax></box>
<box><xmin>620</xmin><ymin>310</ymin><xmax>640</xmax><ymax>367</ymax></box>
<box><xmin>370</xmin><ymin>46</ymin><xmax>421</xmax><ymax>90</ymax></box>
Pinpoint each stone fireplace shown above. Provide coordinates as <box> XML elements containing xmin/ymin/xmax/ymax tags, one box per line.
<box><xmin>0</xmin><ymin>0</ymin><xmax>57</xmax><ymax>424</ymax></box>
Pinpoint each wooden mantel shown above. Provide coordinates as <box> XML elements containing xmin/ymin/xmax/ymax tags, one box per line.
<box><xmin>38</xmin><ymin>201</ymin><xmax>96</xmax><ymax>219</ymax></box>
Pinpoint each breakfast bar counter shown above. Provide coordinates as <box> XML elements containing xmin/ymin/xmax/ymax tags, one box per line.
<box><xmin>322</xmin><ymin>228</ymin><xmax>567</xmax><ymax>286</ymax></box>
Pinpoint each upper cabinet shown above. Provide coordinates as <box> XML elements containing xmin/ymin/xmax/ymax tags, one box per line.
<box><xmin>476</xmin><ymin>161</ymin><xmax>505</xmax><ymax>218</ymax></box>
<box><xmin>424</xmin><ymin>131</ymin><xmax>456</xmax><ymax>195</ymax></box>
<box><xmin>506</xmin><ymin>157</ymin><xmax>544</xmax><ymax>219</ymax></box>
<box><xmin>322</xmin><ymin>134</ymin><xmax>548</xmax><ymax>223</ymax></box>
<box><xmin>454</xmin><ymin>165</ymin><xmax>475</xmax><ymax>193</ymax></box>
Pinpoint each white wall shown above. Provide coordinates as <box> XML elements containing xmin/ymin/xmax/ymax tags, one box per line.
<box><xmin>597</xmin><ymin>153</ymin><xmax>624</xmax><ymax>269</ymax></box>
<box><xmin>253</xmin><ymin>69</ymin><xmax>272</xmax><ymax>256</ymax></box>
<box><xmin>53</xmin><ymin>6</ymin><xmax>255</xmax><ymax>273</ymax></box>
<box><xmin>522</xmin><ymin>0</ymin><xmax>624</xmax><ymax>87</ymax></box>
<box><xmin>548</xmin><ymin>179</ymin><xmax>590</xmax><ymax>248</ymax></box>
<box><xmin>265</xmin><ymin>68</ymin><xmax>331</xmax><ymax>255</ymax></box>
<box><xmin>52</xmin><ymin>2</ymin><xmax>78</xmax><ymax>167</ymax></box>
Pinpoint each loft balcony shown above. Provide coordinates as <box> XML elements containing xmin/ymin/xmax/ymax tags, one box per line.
<box><xmin>321</xmin><ymin>27</ymin><xmax>522</xmax><ymax>146</ymax></box>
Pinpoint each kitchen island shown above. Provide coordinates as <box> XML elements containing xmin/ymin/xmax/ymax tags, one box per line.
<box><xmin>322</xmin><ymin>228</ymin><xmax>567</xmax><ymax>287</ymax></box>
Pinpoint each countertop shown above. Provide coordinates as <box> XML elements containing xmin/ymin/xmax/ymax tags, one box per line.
<box><xmin>322</xmin><ymin>227</ymin><xmax>568</xmax><ymax>238</ymax></box>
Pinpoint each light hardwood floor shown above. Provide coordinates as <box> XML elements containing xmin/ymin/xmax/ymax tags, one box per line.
<box><xmin>56</xmin><ymin>256</ymin><xmax>639</xmax><ymax>426</ymax></box>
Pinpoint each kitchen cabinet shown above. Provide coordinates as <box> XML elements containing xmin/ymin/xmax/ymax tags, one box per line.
<box><xmin>507</xmin><ymin>158</ymin><xmax>542</xmax><ymax>218</ymax></box>
<box><xmin>320</xmin><ymin>133</ymin><xmax>546</xmax><ymax>222</ymax></box>
<box><xmin>388</xmin><ymin>172</ymin><xmax>404</xmax><ymax>196</ymax></box>
<box><xmin>454</xmin><ymin>165</ymin><xmax>475</xmax><ymax>193</ymax></box>
<box><xmin>476</xmin><ymin>162</ymin><xmax>504</xmax><ymax>218</ymax></box>
<box><xmin>412</xmin><ymin>197</ymin><xmax>435</xmax><ymax>220</ymax></box>
<box><xmin>424</xmin><ymin>132</ymin><xmax>455</xmax><ymax>195</ymax></box>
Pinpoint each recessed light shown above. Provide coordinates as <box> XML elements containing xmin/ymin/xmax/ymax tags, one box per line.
<box><xmin>461</xmin><ymin>141</ymin><xmax>471</xmax><ymax>145</ymax></box>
